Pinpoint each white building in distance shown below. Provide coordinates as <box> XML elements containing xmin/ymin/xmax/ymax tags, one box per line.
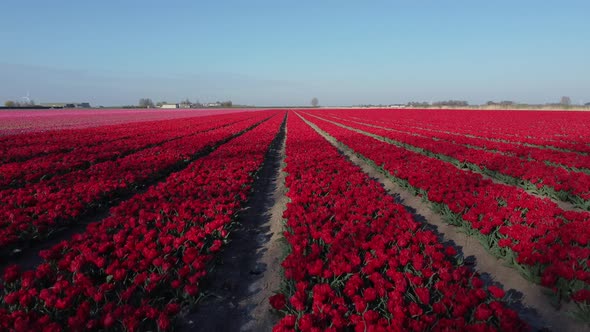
<box><xmin>160</xmin><ymin>104</ymin><xmax>179</xmax><ymax>109</ymax></box>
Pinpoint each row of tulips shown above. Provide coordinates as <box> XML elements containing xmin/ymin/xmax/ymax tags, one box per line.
<box><xmin>0</xmin><ymin>114</ymin><xmax>270</xmax><ymax>252</ymax></box>
<box><xmin>0</xmin><ymin>112</ymin><xmax>285</xmax><ymax>331</ymax></box>
<box><xmin>302</xmin><ymin>113</ymin><xmax>590</xmax><ymax>319</ymax></box>
<box><xmin>271</xmin><ymin>114</ymin><xmax>528</xmax><ymax>331</ymax></box>
<box><xmin>323</xmin><ymin>109</ymin><xmax>590</xmax><ymax>154</ymax></box>
<box><xmin>0</xmin><ymin>113</ymin><xmax>253</xmax><ymax>189</ymax></box>
<box><xmin>323</xmin><ymin>111</ymin><xmax>590</xmax><ymax>173</ymax></box>
<box><xmin>0</xmin><ymin>114</ymin><xmax>216</xmax><ymax>164</ymax></box>
<box><xmin>319</xmin><ymin>114</ymin><xmax>590</xmax><ymax>209</ymax></box>
<box><xmin>1</xmin><ymin>128</ymin><xmax>130</xmax><ymax>164</ymax></box>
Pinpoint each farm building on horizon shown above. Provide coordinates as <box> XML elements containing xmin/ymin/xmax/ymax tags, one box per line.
<box><xmin>160</xmin><ymin>104</ymin><xmax>180</xmax><ymax>109</ymax></box>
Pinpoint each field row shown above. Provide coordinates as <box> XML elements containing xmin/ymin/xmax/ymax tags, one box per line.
<box><xmin>0</xmin><ymin>113</ymin><xmax>271</xmax><ymax>253</ymax></box>
<box><xmin>0</xmin><ymin>114</ymin><xmax>253</xmax><ymax>189</ymax></box>
<box><xmin>319</xmin><ymin>114</ymin><xmax>590</xmax><ymax>210</ymax></box>
<box><xmin>272</xmin><ymin>114</ymin><xmax>527</xmax><ymax>331</ymax></box>
<box><xmin>321</xmin><ymin>109</ymin><xmax>590</xmax><ymax>154</ymax></box>
<box><xmin>1</xmin><ymin>111</ymin><xmax>285</xmax><ymax>330</ymax></box>
<box><xmin>0</xmin><ymin>108</ymin><xmax>251</xmax><ymax>136</ymax></box>
<box><xmin>297</xmin><ymin>110</ymin><xmax>590</xmax><ymax>321</ymax></box>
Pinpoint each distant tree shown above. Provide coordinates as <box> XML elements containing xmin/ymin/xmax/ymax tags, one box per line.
<box><xmin>585</xmin><ymin>102</ymin><xmax>590</xmax><ymax>106</ymax></box>
<box><xmin>486</xmin><ymin>101</ymin><xmax>497</xmax><ymax>106</ymax></box>
<box><xmin>500</xmin><ymin>100</ymin><xmax>515</xmax><ymax>106</ymax></box>
<box><xmin>4</xmin><ymin>100</ymin><xmax>16</xmax><ymax>107</ymax></box>
<box><xmin>432</xmin><ymin>100</ymin><xmax>468</xmax><ymax>107</ymax></box>
<box><xmin>156</xmin><ymin>101</ymin><xmax>168</xmax><ymax>107</ymax></box>
<box><xmin>560</xmin><ymin>96</ymin><xmax>571</xmax><ymax>106</ymax></box>
<box><xmin>220</xmin><ymin>100</ymin><xmax>233</xmax><ymax>107</ymax></box>
<box><xmin>139</xmin><ymin>98</ymin><xmax>154</xmax><ymax>108</ymax></box>
<box><xmin>407</xmin><ymin>101</ymin><xmax>430</xmax><ymax>107</ymax></box>
<box><xmin>311</xmin><ymin>97</ymin><xmax>319</xmax><ymax>107</ymax></box>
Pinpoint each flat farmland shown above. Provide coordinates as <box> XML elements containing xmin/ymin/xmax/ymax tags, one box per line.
<box><xmin>0</xmin><ymin>108</ymin><xmax>259</xmax><ymax>135</ymax></box>
<box><xmin>1</xmin><ymin>108</ymin><xmax>589</xmax><ymax>331</ymax></box>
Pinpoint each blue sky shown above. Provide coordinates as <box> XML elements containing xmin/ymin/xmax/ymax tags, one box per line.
<box><xmin>0</xmin><ymin>0</ymin><xmax>588</xmax><ymax>106</ymax></box>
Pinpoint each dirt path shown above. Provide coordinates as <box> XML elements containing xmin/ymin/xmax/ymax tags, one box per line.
<box><xmin>180</xmin><ymin>115</ymin><xmax>288</xmax><ymax>332</ymax></box>
<box><xmin>298</xmin><ymin>112</ymin><xmax>589</xmax><ymax>332</ymax></box>
<box><xmin>239</xmin><ymin>115</ymin><xmax>289</xmax><ymax>331</ymax></box>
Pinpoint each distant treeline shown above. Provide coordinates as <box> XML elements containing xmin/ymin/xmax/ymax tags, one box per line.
<box><xmin>359</xmin><ymin>97</ymin><xmax>590</xmax><ymax>109</ymax></box>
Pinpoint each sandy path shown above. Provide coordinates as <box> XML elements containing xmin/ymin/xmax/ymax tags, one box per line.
<box><xmin>180</xmin><ymin>114</ymin><xmax>288</xmax><ymax>332</ymax></box>
<box><xmin>239</xmin><ymin>114</ymin><xmax>289</xmax><ymax>331</ymax></box>
<box><xmin>298</xmin><ymin>112</ymin><xmax>589</xmax><ymax>332</ymax></box>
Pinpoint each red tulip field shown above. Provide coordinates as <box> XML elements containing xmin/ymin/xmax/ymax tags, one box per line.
<box><xmin>1</xmin><ymin>108</ymin><xmax>589</xmax><ymax>331</ymax></box>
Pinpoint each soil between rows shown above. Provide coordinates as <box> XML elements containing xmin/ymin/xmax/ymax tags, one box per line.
<box><xmin>179</xmin><ymin>114</ymin><xmax>288</xmax><ymax>331</ymax></box>
<box><xmin>298</xmin><ymin>112</ymin><xmax>589</xmax><ymax>332</ymax></box>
